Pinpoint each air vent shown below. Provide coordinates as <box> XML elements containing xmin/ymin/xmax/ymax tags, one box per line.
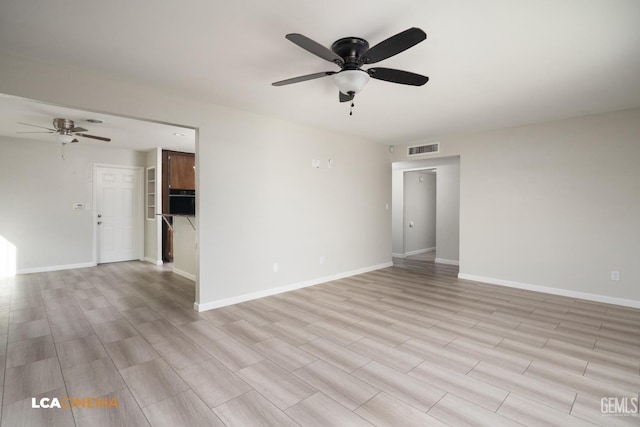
<box><xmin>408</xmin><ymin>142</ymin><xmax>439</xmax><ymax>156</ymax></box>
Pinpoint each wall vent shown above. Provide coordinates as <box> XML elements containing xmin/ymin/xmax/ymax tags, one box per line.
<box><xmin>408</xmin><ymin>142</ymin><xmax>439</xmax><ymax>156</ymax></box>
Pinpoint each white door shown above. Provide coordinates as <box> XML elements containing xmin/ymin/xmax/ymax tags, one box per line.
<box><xmin>96</xmin><ymin>166</ymin><xmax>142</xmax><ymax>263</ymax></box>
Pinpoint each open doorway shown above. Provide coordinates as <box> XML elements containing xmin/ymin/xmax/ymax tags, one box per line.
<box><xmin>392</xmin><ymin>156</ymin><xmax>460</xmax><ymax>267</ymax></box>
<box><xmin>400</xmin><ymin>169</ymin><xmax>437</xmax><ymax>258</ymax></box>
<box><xmin>0</xmin><ymin>94</ymin><xmax>198</xmax><ymax>297</ymax></box>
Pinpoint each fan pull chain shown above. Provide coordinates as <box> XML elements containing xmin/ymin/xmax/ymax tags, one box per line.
<box><xmin>350</xmin><ymin>101</ymin><xmax>354</xmax><ymax>116</ymax></box>
<box><xmin>61</xmin><ymin>142</ymin><xmax>66</xmax><ymax>160</ymax></box>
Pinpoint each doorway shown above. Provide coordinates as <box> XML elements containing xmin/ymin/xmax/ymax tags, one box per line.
<box><xmin>95</xmin><ymin>165</ymin><xmax>144</xmax><ymax>264</ymax></box>
<box><xmin>392</xmin><ymin>156</ymin><xmax>460</xmax><ymax>266</ymax></box>
<box><xmin>402</xmin><ymin>169</ymin><xmax>437</xmax><ymax>258</ymax></box>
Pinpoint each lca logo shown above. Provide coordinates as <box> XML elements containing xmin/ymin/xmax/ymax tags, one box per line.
<box><xmin>32</xmin><ymin>397</ymin><xmax>119</xmax><ymax>409</ymax></box>
<box><xmin>601</xmin><ymin>395</ymin><xmax>639</xmax><ymax>416</ymax></box>
<box><xmin>32</xmin><ymin>398</ymin><xmax>63</xmax><ymax>409</ymax></box>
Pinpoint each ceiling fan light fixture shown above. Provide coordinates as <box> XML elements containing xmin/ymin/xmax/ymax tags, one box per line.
<box><xmin>57</xmin><ymin>133</ymin><xmax>75</xmax><ymax>144</ymax></box>
<box><xmin>334</xmin><ymin>70</ymin><xmax>370</xmax><ymax>95</ymax></box>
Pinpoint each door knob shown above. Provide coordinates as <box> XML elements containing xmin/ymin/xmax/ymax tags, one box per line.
<box><xmin>97</xmin><ymin>221</ymin><xmax>102</xmax><ymax>225</ymax></box>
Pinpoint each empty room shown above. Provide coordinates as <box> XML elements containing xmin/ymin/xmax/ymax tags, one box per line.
<box><xmin>0</xmin><ymin>1</ymin><xmax>639</xmax><ymax>426</ymax></box>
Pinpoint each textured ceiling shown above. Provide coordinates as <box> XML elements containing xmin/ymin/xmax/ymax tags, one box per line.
<box><xmin>1</xmin><ymin>0</ymin><xmax>639</xmax><ymax>144</ymax></box>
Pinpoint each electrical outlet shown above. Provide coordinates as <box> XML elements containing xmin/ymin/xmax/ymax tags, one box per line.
<box><xmin>273</xmin><ymin>263</ymin><xmax>279</xmax><ymax>273</ymax></box>
<box><xmin>319</xmin><ymin>256</ymin><xmax>325</xmax><ymax>265</ymax></box>
<box><xmin>611</xmin><ymin>270</ymin><xmax>620</xmax><ymax>281</ymax></box>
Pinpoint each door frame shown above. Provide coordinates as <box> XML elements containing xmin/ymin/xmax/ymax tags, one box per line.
<box><xmin>92</xmin><ymin>163</ymin><xmax>145</xmax><ymax>265</ymax></box>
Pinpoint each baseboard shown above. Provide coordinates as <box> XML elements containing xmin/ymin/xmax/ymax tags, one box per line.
<box><xmin>144</xmin><ymin>257</ymin><xmax>163</xmax><ymax>266</ymax></box>
<box><xmin>393</xmin><ymin>248</ymin><xmax>436</xmax><ymax>259</ymax></box>
<box><xmin>173</xmin><ymin>268</ymin><xmax>196</xmax><ymax>281</ymax></box>
<box><xmin>194</xmin><ymin>261</ymin><xmax>393</xmax><ymax>312</ymax></box>
<box><xmin>435</xmin><ymin>258</ymin><xmax>459</xmax><ymax>266</ymax></box>
<box><xmin>458</xmin><ymin>273</ymin><xmax>640</xmax><ymax>309</ymax></box>
<box><xmin>17</xmin><ymin>262</ymin><xmax>97</xmax><ymax>275</ymax></box>
<box><xmin>405</xmin><ymin>247</ymin><xmax>436</xmax><ymax>257</ymax></box>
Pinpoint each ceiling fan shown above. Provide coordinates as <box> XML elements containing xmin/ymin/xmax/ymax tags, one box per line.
<box><xmin>17</xmin><ymin>118</ymin><xmax>111</xmax><ymax>143</ymax></box>
<box><xmin>272</xmin><ymin>27</ymin><xmax>429</xmax><ymax>113</ymax></box>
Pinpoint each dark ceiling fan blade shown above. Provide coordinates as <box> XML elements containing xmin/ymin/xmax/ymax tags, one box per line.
<box><xmin>272</xmin><ymin>71</ymin><xmax>336</xmax><ymax>86</ymax></box>
<box><xmin>71</xmin><ymin>126</ymin><xmax>88</xmax><ymax>132</ymax></box>
<box><xmin>17</xmin><ymin>122</ymin><xmax>56</xmax><ymax>131</ymax></box>
<box><xmin>339</xmin><ymin>91</ymin><xmax>354</xmax><ymax>103</ymax></box>
<box><xmin>367</xmin><ymin>67</ymin><xmax>429</xmax><ymax>86</ymax></box>
<box><xmin>16</xmin><ymin>131</ymin><xmax>55</xmax><ymax>134</ymax></box>
<box><xmin>285</xmin><ymin>34</ymin><xmax>345</xmax><ymax>65</ymax></box>
<box><xmin>74</xmin><ymin>133</ymin><xmax>111</xmax><ymax>142</ymax></box>
<box><xmin>360</xmin><ymin>28</ymin><xmax>426</xmax><ymax>64</ymax></box>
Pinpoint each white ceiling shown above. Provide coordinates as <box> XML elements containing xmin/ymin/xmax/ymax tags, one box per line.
<box><xmin>1</xmin><ymin>0</ymin><xmax>639</xmax><ymax>145</ymax></box>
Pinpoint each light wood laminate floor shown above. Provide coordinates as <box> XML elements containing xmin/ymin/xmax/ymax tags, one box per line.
<box><xmin>1</xmin><ymin>257</ymin><xmax>639</xmax><ymax>426</ymax></box>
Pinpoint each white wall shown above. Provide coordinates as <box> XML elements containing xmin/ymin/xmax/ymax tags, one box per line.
<box><xmin>434</xmin><ymin>160</ymin><xmax>460</xmax><ymax>264</ymax></box>
<box><xmin>0</xmin><ymin>53</ymin><xmax>392</xmax><ymax>309</ymax></box>
<box><xmin>173</xmin><ymin>216</ymin><xmax>196</xmax><ymax>280</ymax></box>
<box><xmin>0</xmin><ymin>136</ymin><xmax>146</xmax><ymax>272</ymax></box>
<box><xmin>144</xmin><ymin>148</ymin><xmax>162</xmax><ymax>265</ymax></box>
<box><xmin>392</xmin><ymin>157</ymin><xmax>460</xmax><ymax>263</ymax></box>
<box><xmin>402</xmin><ymin>172</ymin><xmax>436</xmax><ymax>254</ymax></box>
<box><xmin>393</xmin><ymin>108</ymin><xmax>640</xmax><ymax>305</ymax></box>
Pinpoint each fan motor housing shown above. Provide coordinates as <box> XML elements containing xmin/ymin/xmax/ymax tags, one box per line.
<box><xmin>53</xmin><ymin>118</ymin><xmax>75</xmax><ymax>131</ymax></box>
<box><xmin>331</xmin><ymin>37</ymin><xmax>369</xmax><ymax>68</ymax></box>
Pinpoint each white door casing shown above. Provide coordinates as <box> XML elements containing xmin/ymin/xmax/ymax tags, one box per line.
<box><xmin>95</xmin><ymin>165</ymin><xmax>143</xmax><ymax>264</ymax></box>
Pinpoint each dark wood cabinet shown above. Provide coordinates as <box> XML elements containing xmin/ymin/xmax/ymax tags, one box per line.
<box><xmin>168</xmin><ymin>151</ymin><xmax>195</xmax><ymax>190</ymax></box>
<box><xmin>162</xmin><ymin>150</ymin><xmax>195</xmax><ymax>262</ymax></box>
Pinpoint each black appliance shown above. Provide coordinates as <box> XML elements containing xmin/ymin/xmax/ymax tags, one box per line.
<box><xmin>169</xmin><ymin>189</ymin><xmax>195</xmax><ymax>215</ymax></box>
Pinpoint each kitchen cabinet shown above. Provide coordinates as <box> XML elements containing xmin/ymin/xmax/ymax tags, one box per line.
<box><xmin>162</xmin><ymin>150</ymin><xmax>195</xmax><ymax>261</ymax></box>
<box><xmin>168</xmin><ymin>151</ymin><xmax>195</xmax><ymax>190</ymax></box>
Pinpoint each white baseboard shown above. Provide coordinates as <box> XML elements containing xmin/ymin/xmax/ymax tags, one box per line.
<box><xmin>393</xmin><ymin>248</ymin><xmax>436</xmax><ymax>259</ymax></box>
<box><xmin>405</xmin><ymin>247</ymin><xmax>436</xmax><ymax>257</ymax></box>
<box><xmin>194</xmin><ymin>261</ymin><xmax>393</xmax><ymax>312</ymax></box>
<box><xmin>435</xmin><ymin>258</ymin><xmax>459</xmax><ymax>266</ymax></box>
<box><xmin>458</xmin><ymin>273</ymin><xmax>640</xmax><ymax>309</ymax></box>
<box><xmin>173</xmin><ymin>268</ymin><xmax>196</xmax><ymax>281</ymax></box>
<box><xmin>17</xmin><ymin>262</ymin><xmax>97</xmax><ymax>275</ymax></box>
<box><xmin>144</xmin><ymin>257</ymin><xmax>163</xmax><ymax>266</ymax></box>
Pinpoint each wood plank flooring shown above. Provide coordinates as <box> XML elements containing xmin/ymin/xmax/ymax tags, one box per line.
<box><xmin>1</xmin><ymin>257</ymin><xmax>639</xmax><ymax>426</ymax></box>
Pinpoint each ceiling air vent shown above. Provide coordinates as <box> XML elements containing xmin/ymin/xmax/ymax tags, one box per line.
<box><xmin>407</xmin><ymin>142</ymin><xmax>439</xmax><ymax>156</ymax></box>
